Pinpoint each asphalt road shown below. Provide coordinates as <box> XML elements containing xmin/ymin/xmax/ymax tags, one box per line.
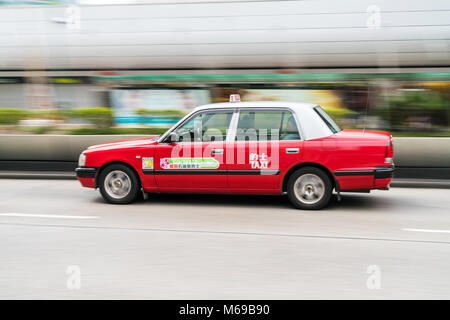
<box><xmin>0</xmin><ymin>178</ymin><xmax>449</xmax><ymax>299</ymax></box>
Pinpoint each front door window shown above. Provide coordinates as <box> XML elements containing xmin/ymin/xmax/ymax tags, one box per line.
<box><xmin>172</xmin><ymin>111</ymin><xmax>232</xmax><ymax>143</ymax></box>
<box><xmin>154</xmin><ymin>110</ymin><xmax>233</xmax><ymax>189</ymax></box>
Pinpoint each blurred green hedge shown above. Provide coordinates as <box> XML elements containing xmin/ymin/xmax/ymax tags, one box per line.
<box><xmin>0</xmin><ymin>109</ymin><xmax>30</xmax><ymax>125</ymax></box>
<box><xmin>0</xmin><ymin>107</ymin><xmax>116</xmax><ymax>129</ymax></box>
<box><xmin>373</xmin><ymin>91</ymin><xmax>449</xmax><ymax>129</ymax></box>
<box><xmin>62</xmin><ymin>107</ymin><xmax>113</xmax><ymax>128</ymax></box>
<box><xmin>0</xmin><ymin>108</ymin><xmax>184</xmax><ymax>127</ymax></box>
<box><xmin>0</xmin><ymin>109</ymin><xmax>66</xmax><ymax>124</ymax></box>
<box><xmin>322</xmin><ymin>107</ymin><xmax>356</xmax><ymax>126</ymax></box>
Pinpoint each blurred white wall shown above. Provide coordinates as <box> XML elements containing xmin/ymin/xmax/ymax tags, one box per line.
<box><xmin>52</xmin><ymin>84</ymin><xmax>108</xmax><ymax>108</ymax></box>
<box><xmin>0</xmin><ymin>84</ymin><xmax>27</xmax><ymax>108</ymax></box>
<box><xmin>0</xmin><ymin>0</ymin><xmax>449</xmax><ymax>70</ymax></box>
<box><xmin>0</xmin><ymin>83</ymin><xmax>107</xmax><ymax>109</ymax></box>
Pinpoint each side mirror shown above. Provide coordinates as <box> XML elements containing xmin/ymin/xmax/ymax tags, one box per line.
<box><xmin>167</xmin><ymin>132</ymin><xmax>179</xmax><ymax>143</ymax></box>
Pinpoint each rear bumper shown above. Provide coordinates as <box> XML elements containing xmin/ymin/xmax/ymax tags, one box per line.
<box><xmin>334</xmin><ymin>166</ymin><xmax>394</xmax><ymax>191</ymax></box>
<box><xmin>374</xmin><ymin>166</ymin><xmax>394</xmax><ymax>179</ymax></box>
<box><xmin>334</xmin><ymin>166</ymin><xmax>394</xmax><ymax>179</ymax></box>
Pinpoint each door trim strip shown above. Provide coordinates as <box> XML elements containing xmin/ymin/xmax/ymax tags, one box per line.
<box><xmin>143</xmin><ymin>169</ymin><xmax>280</xmax><ymax>175</ymax></box>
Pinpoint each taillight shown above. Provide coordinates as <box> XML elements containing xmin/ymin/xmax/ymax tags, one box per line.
<box><xmin>385</xmin><ymin>140</ymin><xmax>394</xmax><ymax>163</ymax></box>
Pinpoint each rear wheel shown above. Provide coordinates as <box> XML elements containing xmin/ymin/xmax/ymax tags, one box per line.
<box><xmin>98</xmin><ymin>164</ymin><xmax>140</xmax><ymax>204</ymax></box>
<box><xmin>287</xmin><ymin>167</ymin><xmax>333</xmax><ymax>210</ymax></box>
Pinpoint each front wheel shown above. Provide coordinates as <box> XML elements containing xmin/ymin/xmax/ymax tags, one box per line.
<box><xmin>287</xmin><ymin>167</ymin><xmax>333</xmax><ymax>210</ymax></box>
<box><xmin>98</xmin><ymin>164</ymin><xmax>140</xmax><ymax>204</ymax></box>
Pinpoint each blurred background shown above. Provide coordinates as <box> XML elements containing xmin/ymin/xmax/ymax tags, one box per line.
<box><xmin>0</xmin><ymin>0</ymin><xmax>449</xmax><ymax>135</ymax></box>
<box><xmin>0</xmin><ymin>0</ymin><xmax>449</xmax><ymax>177</ymax></box>
<box><xmin>1</xmin><ymin>1</ymin><xmax>450</xmax><ymax>300</ymax></box>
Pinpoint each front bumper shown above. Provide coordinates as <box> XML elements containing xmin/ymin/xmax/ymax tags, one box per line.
<box><xmin>75</xmin><ymin>167</ymin><xmax>97</xmax><ymax>178</ymax></box>
<box><xmin>75</xmin><ymin>167</ymin><xmax>97</xmax><ymax>188</ymax></box>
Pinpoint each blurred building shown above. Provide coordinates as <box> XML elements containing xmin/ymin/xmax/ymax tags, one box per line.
<box><xmin>0</xmin><ymin>0</ymin><xmax>449</xmax><ymax>132</ymax></box>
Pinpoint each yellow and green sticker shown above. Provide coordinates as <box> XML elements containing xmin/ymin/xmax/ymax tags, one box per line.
<box><xmin>142</xmin><ymin>157</ymin><xmax>154</xmax><ymax>169</ymax></box>
<box><xmin>160</xmin><ymin>158</ymin><xmax>219</xmax><ymax>169</ymax></box>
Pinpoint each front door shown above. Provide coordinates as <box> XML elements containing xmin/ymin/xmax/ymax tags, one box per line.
<box><xmin>227</xmin><ymin>109</ymin><xmax>303</xmax><ymax>191</ymax></box>
<box><xmin>154</xmin><ymin>109</ymin><xmax>233</xmax><ymax>190</ymax></box>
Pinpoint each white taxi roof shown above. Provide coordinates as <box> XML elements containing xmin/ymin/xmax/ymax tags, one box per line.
<box><xmin>160</xmin><ymin>101</ymin><xmax>334</xmax><ymax>142</ymax></box>
<box><xmin>193</xmin><ymin>101</ymin><xmax>318</xmax><ymax>112</ymax></box>
<box><xmin>193</xmin><ymin>101</ymin><xmax>333</xmax><ymax>140</ymax></box>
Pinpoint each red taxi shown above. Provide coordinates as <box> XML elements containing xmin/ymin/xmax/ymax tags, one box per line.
<box><xmin>76</xmin><ymin>96</ymin><xmax>394</xmax><ymax>210</ymax></box>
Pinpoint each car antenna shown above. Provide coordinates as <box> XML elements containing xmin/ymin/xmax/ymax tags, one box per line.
<box><xmin>362</xmin><ymin>85</ymin><xmax>371</xmax><ymax>134</ymax></box>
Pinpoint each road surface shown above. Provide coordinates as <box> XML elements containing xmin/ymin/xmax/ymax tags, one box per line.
<box><xmin>0</xmin><ymin>178</ymin><xmax>449</xmax><ymax>299</ymax></box>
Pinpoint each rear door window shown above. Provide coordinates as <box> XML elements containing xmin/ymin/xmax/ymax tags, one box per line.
<box><xmin>236</xmin><ymin>110</ymin><xmax>300</xmax><ymax>141</ymax></box>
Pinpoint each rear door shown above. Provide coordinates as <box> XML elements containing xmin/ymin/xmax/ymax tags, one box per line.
<box><xmin>154</xmin><ymin>109</ymin><xmax>233</xmax><ymax>190</ymax></box>
<box><xmin>227</xmin><ymin>108</ymin><xmax>303</xmax><ymax>191</ymax></box>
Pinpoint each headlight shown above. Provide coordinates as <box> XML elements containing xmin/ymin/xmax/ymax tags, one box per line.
<box><xmin>78</xmin><ymin>153</ymin><xmax>86</xmax><ymax>167</ymax></box>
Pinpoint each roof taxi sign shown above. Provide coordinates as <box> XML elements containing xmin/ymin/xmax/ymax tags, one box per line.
<box><xmin>229</xmin><ymin>94</ymin><xmax>241</xmax><ymax>102</ymax></box>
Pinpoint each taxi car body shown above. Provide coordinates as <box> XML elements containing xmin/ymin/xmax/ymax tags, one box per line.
<box><xmin>76</xmin><ymin>99</ymin><xmax>394</xmax><ymax>210</ymax></box>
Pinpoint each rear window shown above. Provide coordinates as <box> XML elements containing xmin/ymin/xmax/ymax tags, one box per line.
<box><xmin>314</xmin><ymin>106</ymin><xmax>341</xmax><ymax>134</ymax></box>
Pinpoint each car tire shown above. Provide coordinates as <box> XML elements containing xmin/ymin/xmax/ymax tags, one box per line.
<box><xmin>287</xmin><ymin>167</ymin><xmax>333</xmax><ymax>210</ymax></box>
<box><xmin>98</xmin><ymin>164</ymin><xmax>140</xmax><ymax>204</ymax></box>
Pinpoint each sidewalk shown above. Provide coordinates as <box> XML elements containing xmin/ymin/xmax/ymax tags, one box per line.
<box><xmin>390</xmin><ymin>178</ymin><xmax>450</xmax><ymax>189</ymax></box>
<box><xmin>0</xmin><ymin>171</ymin><xmax>76</xmax><ymax>179</ymax></box>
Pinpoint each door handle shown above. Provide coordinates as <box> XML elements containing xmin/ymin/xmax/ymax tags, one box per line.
<box><xmin>286</xmin><ymin>148</ymin><xmax>299</xmax><ymax>154</ymax></box>
<box><xmin>211</xmin><ymin>149</ymin><xmax>224</xmax><ymax>155</ymax></box>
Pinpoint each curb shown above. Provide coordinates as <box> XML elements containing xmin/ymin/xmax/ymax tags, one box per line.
<box><xmin>390</xmin><ymin>179</ymin><xmax>450</xmax><ymax>189</ymax></box>
<box><xmin>0</xmin><ymin>171</ymin><xmax>76</xmax><ymax>180</ymax></box>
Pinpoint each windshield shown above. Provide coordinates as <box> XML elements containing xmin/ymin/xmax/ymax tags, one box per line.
<box><xmin>314</xmin><ymin>106</ymin><xmax>342</xmax><ymax>134</ymax></box>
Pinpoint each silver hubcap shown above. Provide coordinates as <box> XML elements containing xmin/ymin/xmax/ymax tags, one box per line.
<box><xmin>293</xmin><ymin>173</ymin><xmax>325</xmax><ymax>204</ymax></box>
<box><xmin>104</xmin><ymin>170</ymin><xmax>131</xmax><ymax>199</ymax></box>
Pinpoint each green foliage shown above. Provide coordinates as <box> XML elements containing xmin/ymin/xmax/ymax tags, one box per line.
<box><xmin>19</xmin><ymin>126</ymin><xmax>54</xmax><ymax>134</ymax></box>
<box><xmin>373</xmin><ymin>90</ymin><xmax>449</xmax><ymax>129</ymax></box>
<box><xmin>391</xmin><ymin>130</ymin><xmax>450</xmax><ymax>137</ymax></box>
<box><xmin>31</xmin><ymin>109</ymin><xmax>64</xmax><ymax>120</ymax></box>
<box><xmin>0</xmin><ymin>109</ymin><xmax>29</xmax><ymax>124</ymax></box>
<box><xmin>323</xmin><ymin>107</ymin><xmax>356</xmax><ymax>118</ymax></box>
<box><xmin>0</xmin><ymin>108</ymin><xmax>67</xmax><ymax>125</ymax></box>
<box><xmin>64</xmin><ymin>107</ymin><xmax>113</xmax><ymax>128</ymax></box>
<box><xmin>323</xmin><ymin>107</ymin><xmax>356</xmax><ymax>126</ymax></box>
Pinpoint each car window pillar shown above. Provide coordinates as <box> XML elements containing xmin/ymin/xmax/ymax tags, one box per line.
<box><xmin>226</xmin><ymin>109</ymin><xmax>240</xmax><ymax>142</ymax></box>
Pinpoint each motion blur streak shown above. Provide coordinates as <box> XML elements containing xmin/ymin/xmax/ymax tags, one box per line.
<box><xmin>0</xmin><ymin>179</ymin><xmax>449</xmax><ymax>299</ymax></box>
<box><xmin>0</xmin><ymin>213</ymin><xmax>99</xmax><ymax>219</ymax></box>
<box><xmin>1</xmin><ymin>0</ymin><xmax>449</xmax><ymax>69</ymax></box>
<box><xmin>0</xmin><ymin>0</ymin><xmax>449</xmax><ymax>300</ymax></box>
<box><xmin>0</xmin><ymin>0</ymin><xmax>449</xmax><ymax>143</ymax></box>
<box><xmin>0</xmin><ymin>0</ymin><xmax>449</xmax><ymax>140</ymax></box>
